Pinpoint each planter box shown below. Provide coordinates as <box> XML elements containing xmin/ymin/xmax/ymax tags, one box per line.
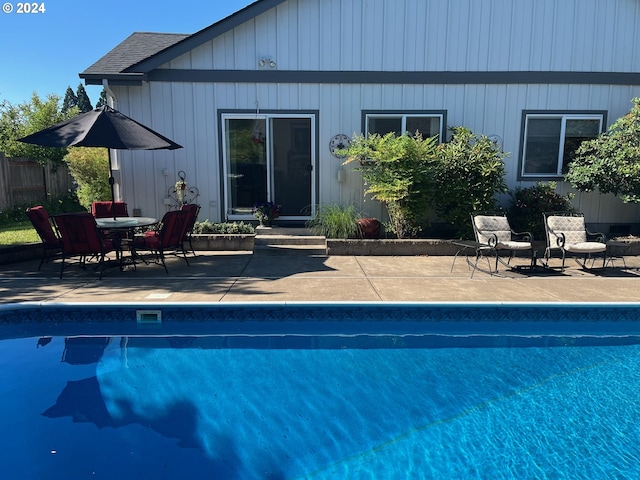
<box><xmin>327</xmin><ymin>239</ymin><xmax>458</xmax><ymax>256</ymax></box>
<box><xmin>0</xmin><ymin>243</ymin><xmax>44</xmax><ymax>265</ymax></box>
<box><xmin>328</xmin><ymin>238</ymin><xmax>640</xmax><ymax>256</ymax></box>
<box><xmin>190</xmin><ymin>234</ymin><xmax>255</xmax><ymax>251</ymax></box>
<box><xmin>0</xmin><ymin>235</ymin><xmax>255</xmax><ymax>266</ymax></box>
<box><xmin>606</xmin><ymin>238</ymin><xmax>640</xmax><ymax>256</ymax></box>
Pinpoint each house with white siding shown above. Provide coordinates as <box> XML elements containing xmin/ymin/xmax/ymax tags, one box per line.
<box><xmin>80</xmin><ymin>0</ymin><xmax>640</xmax><ymax>233</ymax></box>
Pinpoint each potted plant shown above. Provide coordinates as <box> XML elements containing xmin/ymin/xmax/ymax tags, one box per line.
<box><xmin>356</xmin><ymin>218</ymin><xmax>382</xmax><ymax>239</ymax></box>
<box><xmin>253</xmin><ymin>201</ymin><xmax>281</xmax><ymax>226</ymax></box>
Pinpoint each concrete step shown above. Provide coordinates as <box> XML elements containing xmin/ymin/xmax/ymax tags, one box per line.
<box><xmin>254</xmin><ymin>227</ymin><xmax>327</xmax><ymax>255</ymax></box>
<box><xmin>255</xmin><ymin>226</ymin><xmax>314</xmax><ymax>236</ymax></box>
<box><xmin>254</xmin><ymin>234</ymin><xmax>326</xmax><ymax>246</ymax></box>
<box><xmin>253</xmin><ymin>244</ymin><xmax>327</xmax><ymax>256</ymax></box>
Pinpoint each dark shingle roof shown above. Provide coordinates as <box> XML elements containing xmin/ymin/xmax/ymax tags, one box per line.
<box><xmin>79</xmin><ymin>0</ymin><xmax>288</xmax><ymax>83</ymax></box>
<box><xmin>81</xmin><ymin>32</ymin><xmax>189</xmax><ymax>76</ymax></box>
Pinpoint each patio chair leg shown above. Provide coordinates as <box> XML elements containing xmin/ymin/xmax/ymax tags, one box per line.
<box><xmin>59</xmin><ymin>255</ymin><xmax>66</xmax><ymax>279</ymax></box>
<box><xmin>37</xmin><ymin>246</ymin><xmax>53</xmax><ymax>271</ymax></box>
<box><xmin>450</xmin><ymin>251</ymin><xmax>460</xmax><ymax>273</ymax></box>
<box><xmin>470</xmin><ymin>252</ymin><xmax>492</xmax><ymax>278</ymax></box>
<box><xmin>98</xmin><ymin>255</ymin><xmax>106</xmax><ymax>280</ymax></box>
<box><xmin>158</xmin><ymin>251</ymin><xmax>169</xmax><ymax>274</ymax></box>
<box><xmin>471</xmin><ymin>254</ymin><xmax>480</xmax><ymax>278</ymax></box>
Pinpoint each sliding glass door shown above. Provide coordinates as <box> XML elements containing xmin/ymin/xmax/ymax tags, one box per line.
<box><xmin>222</xmin><ymin>114</ymin><xmax>315</xmax><ymax>221</ymax></box>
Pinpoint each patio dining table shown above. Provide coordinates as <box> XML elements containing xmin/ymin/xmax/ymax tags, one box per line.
<box><xmin>95</xmin><ymin>216</ymin><xmax>159</xmax><ymax>269</ymax></box>
<box><xmin>95</xmin><ymin>216</ymin><xmax>158</xmax><ymax>230</ymax></box>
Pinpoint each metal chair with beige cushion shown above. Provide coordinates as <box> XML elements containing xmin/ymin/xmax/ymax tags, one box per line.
<box><xmin>471</xmin><ymin>213</ymin><xmax>534</xmax><ymax>275</ymax></box>
<box><xmin>543</xmin><ymin>212</ymin><xmax>606</xmax><ymax>271</ymax></box>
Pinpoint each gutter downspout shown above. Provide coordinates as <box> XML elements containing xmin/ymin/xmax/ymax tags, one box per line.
<box><xmin>102</xmin><ymin>79</ymin><xmax>117</xmax><ymax>108</ymax></box>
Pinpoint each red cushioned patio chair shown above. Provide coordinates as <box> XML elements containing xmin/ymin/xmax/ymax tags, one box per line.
<box><xmin>180</xmin><ymin>203</ymin><xmax>200</xmax><ymax>256</ymax></box>
<box><xmin>132</xmin><ymin>209</ymin><xmax>190</xmax><ymax>273</ymax></box>
<box><xmin>91</xmin><ymin>201</ymin><xmax>129</xmax><ymax>219</ymax></box>
<box><xmin>52</xmin><ymin>212</ymin><xmax>116</xmax><ymax>279</ymax></box>
<box><xmin>26</xmin><ymin>205</ymin><xmax>63</xmax><ymax>270</ymax></box>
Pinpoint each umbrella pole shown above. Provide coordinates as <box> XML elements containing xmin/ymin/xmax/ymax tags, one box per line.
<box><xmin>108</xmin><ymin>148</ymin><xmax>117</xmax><ymax>220</ymax></box>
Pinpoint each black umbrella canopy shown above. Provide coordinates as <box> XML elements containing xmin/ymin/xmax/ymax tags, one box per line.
<box><xmin>18</xmin><ymin>105</ymin><xmax>182</xmax><ymax>150</ymax></box>
<box><xmin>19</xmin><ymin>105</ymin><xmax>182</xmax><ymax>218</ymax></box>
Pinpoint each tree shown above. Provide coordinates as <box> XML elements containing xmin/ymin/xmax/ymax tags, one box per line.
<box><xmin>566</xmin><ymin>97</ymin><xmax>640</xmax><ymax>202</ymax></box>
<box><xmin>64</xmin><ymin>147</ymin><xmax>110</xmax><ymax>210</ymax></box>
<box><xmin>0</xmin><ymin>93</ymin><xmax>78</xmax><ymax>167</ymax></box>
<box><xmin>61</xmin><ymin>86</ymin><xmax>78</xmax><ymax>113</ymax></box>
<box><xmin>96</xmin><ymin>89</ymin><xmax>108</xmax><ymax>108</ymax></box>
<box><xmin>76</xmin><ymin>84</ymin><xmax>93</xmax><ymax>113</ymax></box>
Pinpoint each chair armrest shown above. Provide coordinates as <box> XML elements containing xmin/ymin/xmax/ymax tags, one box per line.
<box><xmin>556</xmin><ymin>232</ymin><xmax>566</xmax><ymax>248</ymax></box>
<box><xmin>487</xmin><ymin>233</ymin><xmax>498</xmax><ymax>248</ymax></box>
<box><xmin>511</xmin><ymin>230</ymin><xmax>533</xmax><ymax>242</ymax></box>
<box><xmin>586</xmin><ymin>230</ymin><xmax>606</xmax><ymax>243</ymax></box>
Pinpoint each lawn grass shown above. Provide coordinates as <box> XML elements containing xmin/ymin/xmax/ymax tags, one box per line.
<box><xmin>0</xmin><ymin>221</ymin><xmax>39</xmax><ymax>246</ymax></box>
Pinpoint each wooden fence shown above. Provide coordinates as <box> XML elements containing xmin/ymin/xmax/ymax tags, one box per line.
<box><xmin>0</xmin><ymin>152</ymin><xmax>75</xmax><ymax>211</ymax></box>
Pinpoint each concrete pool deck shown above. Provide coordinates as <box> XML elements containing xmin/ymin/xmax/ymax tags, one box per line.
<box><xmin>1</xmin><ymin>249</ymin><xmax>640</xmax><ymax>305</ymax></box>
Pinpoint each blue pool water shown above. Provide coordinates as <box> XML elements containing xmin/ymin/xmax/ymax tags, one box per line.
<box><xmin>1</xmin><ymin>303</ymin><xmax>640</xmax><ymax>479</ymax></box>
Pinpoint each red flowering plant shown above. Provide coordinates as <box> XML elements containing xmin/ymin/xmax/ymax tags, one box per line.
<box><xmin>253</xmin><ymin>201</ymin><xmax>281</xmax><ymax>224</ymax></box>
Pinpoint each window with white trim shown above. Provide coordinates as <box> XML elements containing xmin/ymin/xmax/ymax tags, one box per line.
<box><xmin>365</xmin><ymin>113</ymin><xmax>445</xmax><ymax>141</ymax></box>
<box><xmin>521</xmin><ymin>113</ymin><xmax>604</xmax><ymax>177</ymax></box>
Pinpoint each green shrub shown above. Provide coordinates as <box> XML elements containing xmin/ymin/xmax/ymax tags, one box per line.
<box><xmin>306</xmin><ymin>204</ymin><xmax>361</xmax><ymax>238</ymax></box>
<box><xmin>43</xmin><ymin>191</ymin><xmax>84</xmax><ymax>215</ymax></box>
<box><xmin>64</xmin><ymin>147</ymin><xmax>110</xmax><ymax>210</ymax></box>
<box><xmin>428</xmin><ymin>127</ymin><xmax>508</xmax><ymax>239</ymax></box>
<box><xmin>193</xmin><ymin>221</ymin><xmax>255</xmax><ymax>234</ymax></box>
<box><xmin>342</xmin><ymin>127</ymin><xmax>508</xmax><ymax>239</ymax></box>
<box><xmin>341</xmin><ymin>132</ymin><xmax>437</xmax><ymax>238</ymax></box>
<box><xmin>507</xmin><ymin>182</ymin><xmax>576</xmax><ymax>241</ymax></box>
<box><xmin>0</xmin><ymin>191</ymin><xmax>83</xmax><ymax>227</ymax></box>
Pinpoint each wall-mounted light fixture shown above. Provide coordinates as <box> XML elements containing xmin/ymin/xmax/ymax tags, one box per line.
<box><xmin>258</xmin><ymin>57</ymin><xmax>277</xmax><ymax>69</ymax></box>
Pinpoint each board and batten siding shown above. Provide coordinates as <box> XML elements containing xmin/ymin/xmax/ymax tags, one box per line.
<box><xmin>107</xmin><ymin>0</ymin><xmax>640</xmax><ymax>225</ymax></box>
<box><xmin>111</xmin><ymin>81</ymin><xmax>640</xmax><ymax>225</ymax></box>
<box><xmin>166</xmin><ymin>0</ymin><xmax>640</xmax><ymax>73</ymax></box>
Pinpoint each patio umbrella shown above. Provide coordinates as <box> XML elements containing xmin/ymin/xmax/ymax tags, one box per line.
<box><xmin>19</xmin><ymin>105</ymin><xmax>182</xmax><ymax>219</ymax></box>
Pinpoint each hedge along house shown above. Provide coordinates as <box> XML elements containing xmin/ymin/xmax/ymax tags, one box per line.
<box><xmin>81</xmin><ymin>0</ymin><xmax>640</xmax><ymax>233</ymax></box>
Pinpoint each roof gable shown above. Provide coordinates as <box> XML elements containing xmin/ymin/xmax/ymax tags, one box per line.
<box><xmin>124</xmin><ymin>0</ymin><xmax>287</xmax><ymax>74</ymax></box>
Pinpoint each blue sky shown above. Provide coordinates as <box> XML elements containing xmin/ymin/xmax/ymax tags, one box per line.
<box><xmin>0</xmin><ymin>0</ymin><xmax>256</xmax><ymax>106</ymax></box>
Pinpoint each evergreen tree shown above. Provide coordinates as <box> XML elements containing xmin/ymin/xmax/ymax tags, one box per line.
<box><xmin>76</xmin><ymin>84</ymin><xmax>93</xmax><ymax>113</ymax></box>
<box><xmin>61</xmin><ymin>86</ymin><xmax>78</xmax><ymax>113</ymax></box>
<box><xmin>96</xmin><ymin>89</ymin><xmax>108</xmax><ymax>108</ymax></box>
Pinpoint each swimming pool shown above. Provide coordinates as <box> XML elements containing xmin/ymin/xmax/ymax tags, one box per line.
<box><xmin>1</xmin><ymin>302</ymin><xmax>640</xmax><ymax>479</ymax></box>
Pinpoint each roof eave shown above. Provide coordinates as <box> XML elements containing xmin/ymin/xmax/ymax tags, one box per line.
<box><xmin>80</xmin><ymin>73</ymin><xmax>147</xmax><ymax>86</ymax></box>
